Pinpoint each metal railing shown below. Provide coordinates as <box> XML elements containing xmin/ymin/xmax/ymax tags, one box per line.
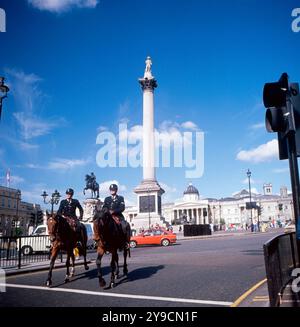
<box><xmin>264</xmin><ymin>232</ymin><xmax>299</xmax><ymax>307</ymax></box>
<box><xmin>0</xmin><ymin>235</ymin><xmax>60</xmax><ymax>269</ymax></box>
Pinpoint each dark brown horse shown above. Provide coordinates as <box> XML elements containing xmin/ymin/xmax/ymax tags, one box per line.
<box><xmin>94</xmin><ymin>207</ymin><xmax>130</xmax><ymax>289</ymax></box>
<box><xmin>46</xmin><ymin>213</ymin><xmax>89</xmax><ymax>287</ymax></box>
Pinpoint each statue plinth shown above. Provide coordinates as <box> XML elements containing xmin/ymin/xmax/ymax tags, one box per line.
<box><xmin>82</xmin><ymin>198</ymin><xmax>103</xmax><ymax>223</ymax></box>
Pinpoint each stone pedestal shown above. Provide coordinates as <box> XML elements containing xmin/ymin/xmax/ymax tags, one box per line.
<box><xmin>134</xmin><ymin>180</ymin><xmax>166</xmax><ymax>230</ymax></box>
<box><xmin>82</xmin><ymin>198</ymin><xmax>103</xmax><ymax>222</ymax></box>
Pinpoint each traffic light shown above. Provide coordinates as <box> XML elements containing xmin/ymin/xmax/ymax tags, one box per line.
<box><xmin>257</xmin><ymin>206</ymin><xmax>263</xmax><ymax>217</ymax></box>
<box><xmin>29</xmin><ymin>213</ymin><xmax>35</xmax><ymax>226</ymax></box>
<box><xmin>263</xmin><ymin>73</ymin><xmax>300</xmax><ymax>160</ymax></box>
<box><xmin>36</xmin><ymin>210</ymin><xmax>43</xmax><ymax>225</ymax></box>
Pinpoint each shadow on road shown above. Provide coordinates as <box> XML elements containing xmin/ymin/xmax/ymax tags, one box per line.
<box><xmin>121</xmin><ymin>265</ymin><xmax>165</xmax><ymax>283</ymax></box>
<box><xmin>53</xmin><ymin>264</ymin><xmax>165</xmax><ymax>288</ymax></box>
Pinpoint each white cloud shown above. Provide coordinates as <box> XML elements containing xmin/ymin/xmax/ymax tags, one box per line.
<box><xmin>0</xmin><ymin>134</ymin><xmax>39</xmax><ymax>151</ymax></box>
<box><xmin>0</xmin><ymin>175</ymin><xmax>25</xmax><ymax>186</ymax></box>
<box><xmin>11</xmin><ymin>175</ymin><xmax>25</xmax><ymax>185</ymax></box>
<box><xmin>47</xmin><ymin>158</ymin><xmax>91</xmax><ymax>170</ymax></box>
<box><xmin>18</xmin><ymin>141</ymin><xmax>39</xmax><ymax>150</ymax></box>
<box><xmin>28</xmin><ymin>0</ymin><xmax>99</xmax><ymax>13</ymax></box>
<box><xmin>97</xmin><ymin>126</ymin><xmax>108</xmax><ymax>133</ymax></box>
<box><xmin>6</xmin><ymin>68</ymin><xmax>64</xmax><ymax>147</ymax></box>
<box><xmin>273</xmin><ymin>167</ymin><xmax>289</xmax><ymax>174</ymax></box>
<box><xmin>98</xmin><ymin>180</ymin><xmax>127</xmax><ymax>196</ymax></box>
<box><xmin>181</xmin><ymin>121</ymin><xmax>199</xmax><ymax>131</ymax></box>
<box><xmin>160</xmin><ymin>182</ymin><xmax>177</xmax><ymax>193</ymax></box>
<box><xmin>20</xmin><ymin>183</ymin><xmax>48</xmax><ymax>204</ymax></box>
<box><xmin>236</xmin><ymin>139</ymin><xmax>279</xmax><ymax>163</ymax></box>
<box><xmin>13</xmin><ymin>112</ymin><xmax>60</xmax><ymax>140</ymax></box>
<box><xmin>242</xmin><ymin>178</ymin><xmax>261</xmax><ymax>185</ymax></box>
<box><xmin>249</xmin><ymin>122</ymin><xmax>265</xmax><ymax>130</ymax></box>
<box><xmin>24</xmin><ymin>157</ymin><xmax>91</xmax><ymax>170</ymax></box>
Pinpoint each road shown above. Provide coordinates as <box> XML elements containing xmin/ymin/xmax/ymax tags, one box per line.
<box><xmin>0</xmin><ymin>230</ymin><xmax>280</xmax><ymax>307</ymax></box>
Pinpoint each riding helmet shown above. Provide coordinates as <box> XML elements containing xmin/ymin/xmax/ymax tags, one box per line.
<box><xmin>109</xmin><ymin>184</ymin><xmax>118</xmax><ymax>191</ymax></box>
<box><xmin>66</xmin><ymin>188</ymin><xmax>74</xmax><ymax>195</ymax></box>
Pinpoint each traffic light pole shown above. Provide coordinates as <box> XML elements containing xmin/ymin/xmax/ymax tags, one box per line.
<box><xmin>287</xmin><ymin>131</ymin><xmax>300</xmax><ymax>263</ymax></box>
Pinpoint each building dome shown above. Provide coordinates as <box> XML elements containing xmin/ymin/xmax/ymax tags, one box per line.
<box><xmin>184</xmin><ymin>183</ymin><xmax>199</xmax><ymax>195</ymax></box>
<box><xmin>183</xmin><ymin>183</ymin><xmax>200</xmax><ymax>202</ymax></box>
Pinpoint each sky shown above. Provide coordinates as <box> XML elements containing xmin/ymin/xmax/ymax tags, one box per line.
<box><xmin>0</xmin><ymin>0</ymin><xmax>300</xmax><ymax>210</ymax></box>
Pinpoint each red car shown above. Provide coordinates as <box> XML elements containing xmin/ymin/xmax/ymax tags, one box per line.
<box><xmin>129</xmin><ymin>228</ymin><xmax>177</xmax><ymax>248</ymax></box>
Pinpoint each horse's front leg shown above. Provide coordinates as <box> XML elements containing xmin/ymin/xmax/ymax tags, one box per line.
<box><xmin>110</xmin><ymin>249</ymin><xmax>118</xmax><ymax>288</ymax></box>
<box><xmin>69</xmin><ymin>251</ymin><xmax>75</xmax><ymax>277</ymax></box>
<box><xmin>96</xmin><ymin>247</ymin><xmax>106</xmax><ymax>288</ymax></box>
<box><xmin>46</xmin><ymin>245</ymin><xmax>59</xmax><ymax>287</ymax></box>
<box><xmin>115</xmin><ymin>250</ymin><xmax>120</xmax><ymax>279</ymax></box>
<box><xmin>64</xmin><ymin>250</ymin><xmax>71</xmax><ymax>283</ymax></box>
<box><xmin>123</xmin><ymin>248</ymin><xmax>128</xmax><ymax>277</ymax></box>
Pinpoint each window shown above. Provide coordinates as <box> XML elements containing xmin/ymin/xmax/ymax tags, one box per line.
<box><xmin>34</xmin><ymin>227</ymin><xmax>46</xmax><ymax>235</ymax></box>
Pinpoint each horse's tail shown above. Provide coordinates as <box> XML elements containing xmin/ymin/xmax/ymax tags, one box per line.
<box><xmin>128</xmin><ymin>247</ymin><xmax>131</xmax><ymax>258</ymax></box>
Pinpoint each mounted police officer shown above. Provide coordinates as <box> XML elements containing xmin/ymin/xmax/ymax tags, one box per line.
<box><xmin>57</xmin><ymin>188</ymin><xmax>83</xmax><ymax>244</ymax></box>
<box><xmin>103</xmin><ymin>184</ymin><xmax>131</xmax><ymax>248</ymax></box>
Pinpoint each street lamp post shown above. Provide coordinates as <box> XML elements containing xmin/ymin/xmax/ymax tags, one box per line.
<box><xmin>0</xmin><ymin>77</ymin><xmax>10</xmax><ymax>121</ymax></box>
<box><xmin>247</xmin><ymin>169</ymin><xmax>254</xmax><ymax>232</ymax></box>
<box><xmin>41</xmin><ymin>190</ymin><xmax>61</xmax><ymax>215</ymax></box>
<box><xmin>147</xmin><ymin>188</ymin><xmax>151</xmax><ymax>229</ymax></box>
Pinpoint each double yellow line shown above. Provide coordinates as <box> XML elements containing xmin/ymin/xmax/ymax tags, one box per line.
<box><xmin>231</xmin><ymin>279</ymin><xmax>268</xmax><ymax>307</ymax></box>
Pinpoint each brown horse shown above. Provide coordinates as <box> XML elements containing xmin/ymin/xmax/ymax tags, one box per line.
<box><xmin>94</xmin><ymin>207</ymin><xmax>130</xmax><ymax>289</ymax></box>
<box><xmin>46</xmin><ymin>213</ymin><xmax>89</xmax><ymax>287</ymax></box>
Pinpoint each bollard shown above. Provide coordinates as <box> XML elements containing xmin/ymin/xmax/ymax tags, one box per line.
<box><xmin>0</xmin><ymin>268</ymin><xmax>6</xmax><ymax>293</ymax></box>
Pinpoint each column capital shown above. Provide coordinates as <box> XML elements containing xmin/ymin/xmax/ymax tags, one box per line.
<box><xmin>139</xmin><ymin>77</ymin><xmax>157</xmax><ymax>91</ymax></box>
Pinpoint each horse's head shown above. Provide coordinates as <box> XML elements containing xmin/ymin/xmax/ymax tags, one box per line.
<box><xmin>93</xmin><ymin>207</ymin><xmax>110</xmax><ymax>226</ymax></box>
<box><xmin>46</xmin><ymin>211</ymin><xmax>59</xmax><ymax>242</ymax></box>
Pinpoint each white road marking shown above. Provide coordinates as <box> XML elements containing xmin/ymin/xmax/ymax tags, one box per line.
<box><xmin>0</xmin><ymin>283</ymin><xmax>232</xmax><ymax>306</ymax></box>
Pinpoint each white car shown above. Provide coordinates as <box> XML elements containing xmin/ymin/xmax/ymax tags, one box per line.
<box><xmin>19</xmin><ymin>225</ymin><xmax>51</xmax><ymax>255</ymax></box>
<box><xmin>20</xmin><ymin>223</ymin><xmax>95</xmax><ymax>255</ymax></box>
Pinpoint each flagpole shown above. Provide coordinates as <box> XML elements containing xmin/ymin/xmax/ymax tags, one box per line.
<box><xmin>6</xmin><ymin>169</ymin><xmax>10</xmax><ymax>188</ymax></box>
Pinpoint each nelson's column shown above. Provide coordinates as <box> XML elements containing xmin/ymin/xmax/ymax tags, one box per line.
<box><xmin>134</xmin><ymin>57</ymin><xmax>166</xmax><ymax>230</ymax></box>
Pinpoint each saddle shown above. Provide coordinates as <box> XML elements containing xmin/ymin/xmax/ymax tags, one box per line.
<box><xmin>111</xmin><ymin>215</ymin><xmax>121</xmax><ymax>225</ymax></box>
<box><xmin>63</xmin><ymin>216</ymin><xmax>77</xmax><ymax>232</ymax></box>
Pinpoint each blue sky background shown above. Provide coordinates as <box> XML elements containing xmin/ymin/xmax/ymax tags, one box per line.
<box><xmin>1</xmin><ymin>0</ymin><xmax>300</xmax><ymax>209</ymax></box>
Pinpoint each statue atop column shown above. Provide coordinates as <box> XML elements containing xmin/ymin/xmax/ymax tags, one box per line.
<box><xmin>144</xmin><ymin>56</ymin><xmax>153</xmax><ymax>79</ymax></box>
<box><xmin>140</xmin><ymin>56</ymin><xmax>157</xmax><ymax>90</ymax></box>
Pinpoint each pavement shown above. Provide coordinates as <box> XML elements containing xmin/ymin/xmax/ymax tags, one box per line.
<box><xmin>232</xmin><ymin>274</ymin><xmax>300</xmax><ymax>307</ymax></box>
<box><xmin>3</xmin><ymin>258</ymin><xmax>92</xmax><ymax>276</ymax></box>
<box><xmin>0</xmin><ymin>230</ymin><xmax>285</xmax><ymax>307</ymax></box>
